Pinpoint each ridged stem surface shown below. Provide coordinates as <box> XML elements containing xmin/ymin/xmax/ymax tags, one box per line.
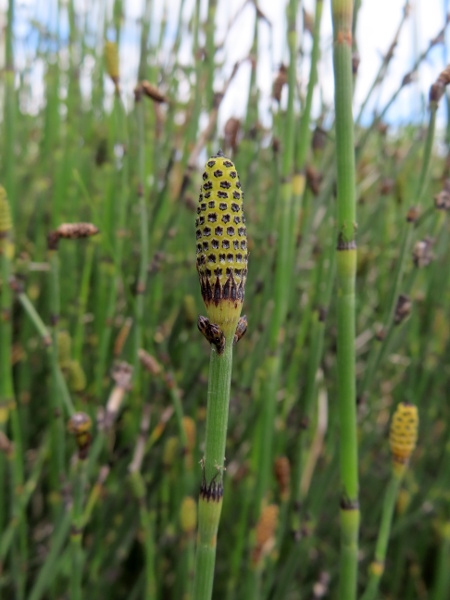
<box><xmin>361</xmin><ymin>472</ymin><xmax>403</xmax><ymax>600</ymax></box>
<box><xmin>193</xmin><ymin>336</ymin><xmax>233</xmax><ymax>600</ymax></box>
<box><xmin>331</xmin><ymin>1</ymin><xmax>359</xmax><ymax>598</ymax></box>
<box><xmin>253</xmin><ymin>0</ymin><xmax>297</xmax><ymax>514</ymax></box>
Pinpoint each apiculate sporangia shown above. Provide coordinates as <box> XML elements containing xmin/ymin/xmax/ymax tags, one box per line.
<box><xmin>389</xmin><ymin>402</ymin><xmax>418</xmax><ymax>471</ymax></box>
<box><xmin>196</xmin><ymin>151</ymin><xmax>248</xmax><ymax>335</ymax></box>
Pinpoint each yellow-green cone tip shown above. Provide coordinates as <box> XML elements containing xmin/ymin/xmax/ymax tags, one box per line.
<box><xmin>389</xmin><ymin>402</ymin><xmax>418</xmax><ymax>467</ymax></box>
<box><xmin>196</xmin><ymin>153</ymin><xmax>248</xmax><ymax>333</ymax></box>
<box><xmin>0</xmin><ymin>186</ymin><xmax>12</xmax><ymax>234</ymax></box>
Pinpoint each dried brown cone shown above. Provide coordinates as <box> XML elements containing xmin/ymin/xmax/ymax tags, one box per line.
<box><xmin>114</xmin><ymin>317</ymin><xmax>133</xmax><ymax>357</ymax></box>
<box><xmin>380</xmin><ymin>178</ymin><xmax>394</xmax><ymax>196</ymax></box>
<box><xmin>312</xmin><ymin>126</ymin><xmax>327</xmax><ymax>153</ymax></box>
<box><xmin>412</xmin><ymin>237</ymin><xmax>434</xmax><ymax>267</ymax></box>
<box><xmin>224</xmin><ymin>117</ymin><xmax>241</xmax><ymax>153</ymax></box>
<box><xmin>406</xmin><ymin>206</ymin><xmax>420</xmax><ymax>223</ymax></box>
<box><xmin>141</xmin><ymin>80</ymin><xmax>168</xmax><ymax>104</ymax></box>
<box><xmin>303</xmin><ymin>8</ymin><xmax>314</xmax><ymax>35</ymax></box>
<box><xmin>274</xmin><ymin>456</ymin><xmax>291</xmax><ymax>501</ymax></box>
<box><xmin>272</xmin><ymin>64</ymin><xmax>288</xmax><ymax>103</ymax></box>
<box><xmin>434</xmin><ymin>180</ymin><xmax>450</xmax><ymax>210</ymax></box>
<box><xmin>429</xmin><ymin>65</ymin><xmax>450</xmax><ymax>105</ymax></box>
<box><xmin>306</xmin><ymin>165</ymin><xmax>323</xmax><ymax>196</ymax></box>
<box><xmin>48</xmin><ymin>223</ymin><xmax>99</xmax><ymax>250</ymax></box>
<box><xmin>394</xmin><ymin>294</ymin><xmax>412</xmax><ymax>325</ymax></box>
<box><xmin>138</xmin><ymin>349</ymin><xmax>162</xmax><ymax>376</ymax></box>
<box><xmin>251</xmin><ymin>504</ymin><xmax>279</xmax><ymax>567</ymax></box>
<box><xmin>68</xmin><ymin>412</ymin><xmax>92</xmax><ymax>459</ymax></box>
<box><xmin>182</xmin><ymin>416</ymin><xmax>196</xmax><ymax>453</ymax></box>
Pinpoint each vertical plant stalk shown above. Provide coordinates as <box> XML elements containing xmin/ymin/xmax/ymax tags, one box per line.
<box><xmin>96</xmin><ymin>40</ymin><xmax>129</xmax><ymax>398</ymax></box>
<box><xmin>132</xmin><ymin>86</ymin><xmax>149</xmax><ymax>389</ymax></box>
<box><xmin>3</xmin><ymin>0</ymin><xmax>16</xmax><ymax>221</ymax></box>
<box><xmin>331</xmin><ymin>1</ymin><xmax>359</xmax><ymax>598</ymax></box>
<box><xmin>0</xmin><ymin>186</ymin><xmax>26</xmax><ymax>597</ymax></box>
<box><xmin>68</xmin><ymin>412</ymin><xmax>92</xmax><ymax>600</ymax></box>
<box><xmin>205</xmin><ymin>0</ymin><xmax>218</xmax><ymax>117</ymax></box>
<box><xmin>253</xmin><ymin>0</ymin><xmax>297</xmax><ymax>515</ymax></box>
<box><xmin>48</xmin><ymin>242</ymin><xmax>65</xmax><ymax>495</ymax></box>
<box><xmin>362</xmin><ymin>402</ymin><xmax>419</xmax><ymax>600</ymax></box>
<box><xmin>17</xmin><ymin>292</ymin><xmax>74</xmax><ymax>416</ymax></box>
<box><xmin>128</xmin><ymin>404</ymin><xmax>156</xmax><ymax>600</ymax></box>
<box><xmin>193</xmin><ymin>152</ymin><xmax>248</xmax><ymax>600</ymax></box>
<box><xmin>288</xmin><ymin>0</ymin><xmax>324</xmax><ymax>271</ymax></box>
<box><xmin>431</xmin><ymin>523</ymin><xmax>450</xmax><ymax>600</ymax></box>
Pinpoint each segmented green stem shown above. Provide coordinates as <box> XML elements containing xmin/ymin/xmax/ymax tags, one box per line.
<box><xmin>28</xmin><ymin>511</ymin><xmax>72</xmax><ymax>600</ymax></box>
<box><xmin>331</xmin><ymin>1</ymin><xmax>359</xmax><ymax>598</ymax></box>
<box><xmin>70</xmin><ymin>458</ymin><xmax>88</xmax><ymax>600</ymax></box>
<box><xmin>193</xmin><ymin>338</ymin><xmax>233</xmax><ymax>600</ymax></box>
<box><xmin>49</xmin><ymin>250</ymin><xmax>65</xmax><ymax>495</ymax></box>
<box><xmin>3</xmin><ymin>0</ymin><xmax>16</xmax><ymax>222</ymax></box>
<box><xmin>17</xmin><ymin>293</ymin><xmax>74</xmax><ymax>416</ymax></box>
<box><xmin>0</xmin><ymin>200</ymin><xmax>26</xmax><ymax>597</ymax></box>
<box><xmin>361</xmin><ymin>472</ymin><xmax>403</xmax><ymax>600</ymax></box>
<box><xmin>253</xmin><ymin>0</ymin><xmax>297</xmax><ymax>514</ymax></box>
<box><xmin>133</xmin><ymin>93</ymin><xmax>149</xmax><ymax>386</ymax></box>
<box><xmin>431</xmin><ymin>524</ymin><xmax>450</xmax><ymax>600</ymax></box>
<box><xmin>129</xmin><ymin>470</ymin><xmax>156</xmax><ymax>599</ymax></box>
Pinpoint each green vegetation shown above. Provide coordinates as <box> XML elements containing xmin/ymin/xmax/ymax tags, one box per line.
<box><xmin>0</xmin><ymin>1</ymin><xmax>449</xmax><ymax>599</ymax></box>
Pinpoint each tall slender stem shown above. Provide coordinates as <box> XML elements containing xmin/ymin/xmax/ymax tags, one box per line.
<box><xmin>331</xmin><ymin>1</ymin><xmax>360</xmax><ymax>598</ymax></box>
<box><xmin>193</xmin><ymin>340</ymin><xmax>233</xmax><ymax>600</ymax></box>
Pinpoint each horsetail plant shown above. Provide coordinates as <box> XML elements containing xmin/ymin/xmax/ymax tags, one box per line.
<box><xmin>331</xmin><ymin>0</ymin><xmax>360</xmax><ymax>598</ymax></box>
<box><xmin>0</xmin><ymin>185</ymin><xmax>26</xmax><ymax>597</ymax></box>
<box><xmin>362</xmin><ymin>402</ymin><xmax>419</xmax><ymax>600</ymax></box>
<box><xmin>67</xmin><ymin>412</ymin><xmax>92</xmax><ymax>600</ymax></box>
<box><xmin>193</xmin><ymin>151</ymin><xmax>248</xmax><ymax>600</ymax></box>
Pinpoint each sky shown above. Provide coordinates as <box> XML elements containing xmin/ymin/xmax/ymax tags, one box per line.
<box><xmin>0</xmin><ymin>0</ymin><xmax>449</xmax><ymax>131</ymax></box>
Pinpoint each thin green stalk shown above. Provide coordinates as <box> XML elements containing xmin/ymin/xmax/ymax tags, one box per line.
<box><xmin>48</xmin><ymin>249</ymin><xmax>65</xmax><ymax>497</ymax></box>
<box><xmin>225</xmin><ymin>475</ymin><xmax>253</xmax><ymax>600</ymax></box>
<box><xmin>72</xmin><ymin>243</ymin><xmax>95</xmax><ymax>364</ymax></box>
<box><xmin>95</xmin><ymin>87</ymin><xmax>129</xmax><ymax>399</ymax></box>
<box><xmin>129</xmin><ymin>471</ymin><xmax>156</xmax><ymax>599</ymax></box>
<box><xmin>3</xmin><ymin>0</ymin><xmax>16</xmax><ymax>222</ymax></box>
<box><xmin>0</xmin><ymin>192</ymin><xmax>13</xmax><ymax>561</ymax></box>
<box><xmin>205</xmin><ymin>0</ymin><xmax>218</xmax><ymax>115</ymax></box>
<box><xmin>70</xmin><ymin>458</ymin><xmax>88</xmax><ymax>600</ymax></box>
<box><xmin>28</xmin><ymin>511</ymin><xmax>72</xmax><ymax>600</ymax></box>
<box><xmin>129</xmin><ymin>404</ymin><xmax>156</xmax><ymax>599</ymax></box>
<box><xmin>133</xmin><ymin>91</ymin><xmax>149</xmax><ymax>386</ymax></box>
<box><xmin>331</xmin><ymin>1</ymin><xmax>360</xmax><ymax>598</ymax></box>
<box><xmin>288</xmin><ymin>0</ymin><xmax>323</xmax><ymax>270</ymax></box>
<box><xmin>293</xmin><ymin>237</ymin><xmax>336</xmax><ymax>504</ymax></box>
<box><xmin>17</xmin><ymin>293</ymin><xmax>74</xmax><ymax>416</ymax></box>
<box><xmin>1</xmin><ymin>190</ymin><xmax>26</xmax><ymax>597</ymax></box>
<box><xmin>431</xmin><ymin>523</ymin><xmax>450</xmax><ymax>600</ymax></box>
<box><xmin>0</xmin><ymin>436</ymin><xmax>48</xmax><ymax>563</ymax></box>
<box><xmin>361</xmin><ymin>472</ymin><xmax>404</xmax><ymax>600</ymax></box>
<box><xmin>193</xmin><ymin>339</ymin><xmax>233</xmax><ymax>600</ymax></box>
<box><xmin>253</xmin><ymin>0</ymin><xmax>297</xmax><ymax>515</ymax></box>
